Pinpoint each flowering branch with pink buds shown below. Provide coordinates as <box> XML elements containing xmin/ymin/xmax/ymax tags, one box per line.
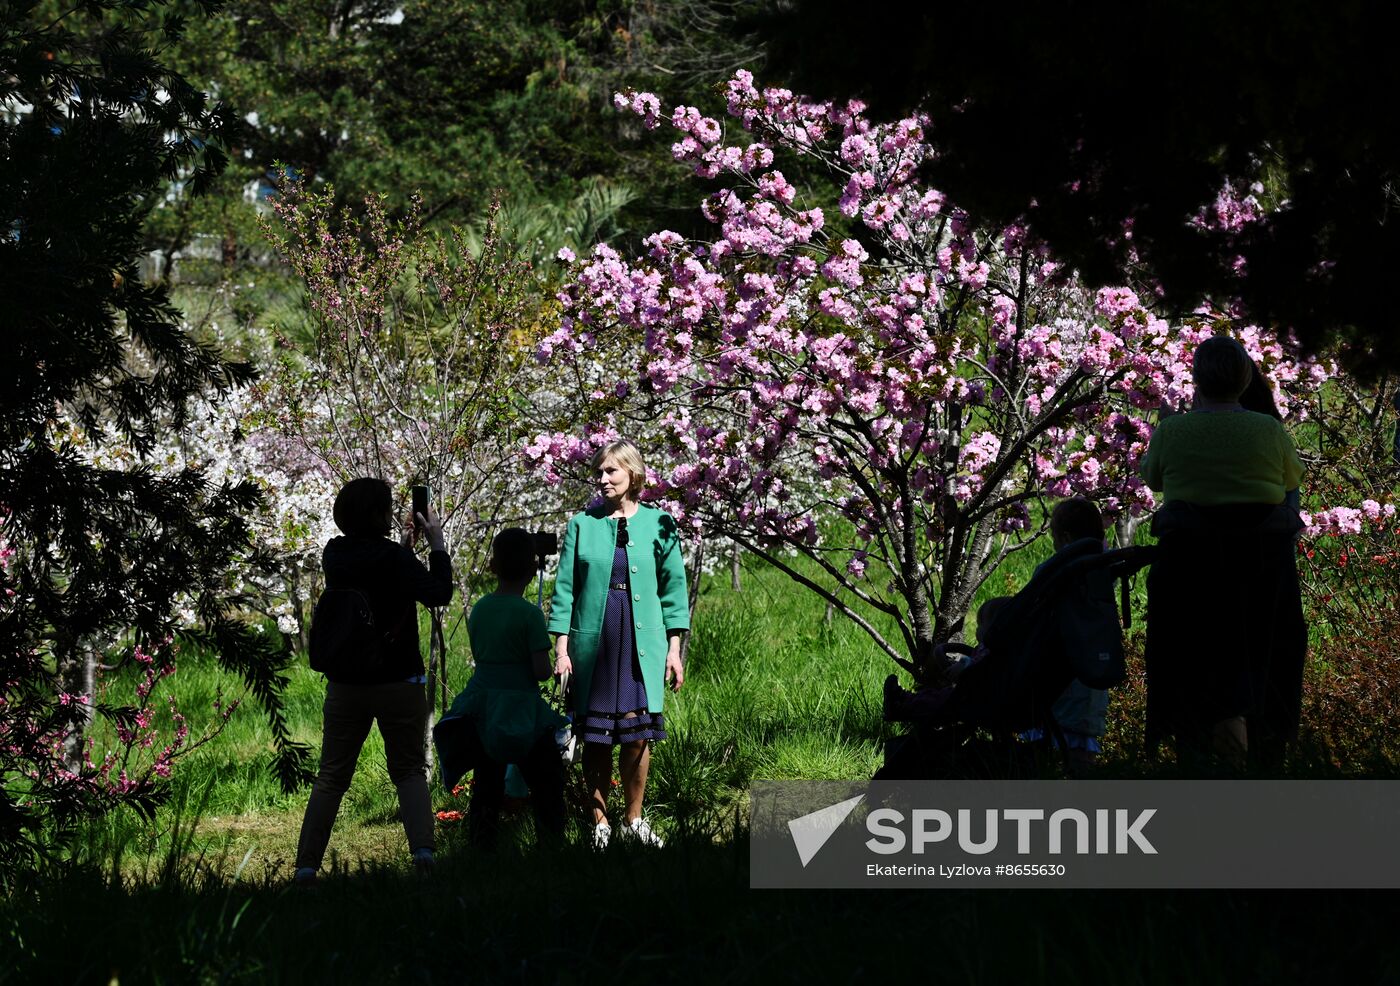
<box><xmin>529</xmin><ymin>73</ymin><xmax>1399</xmax><ymax>677</ymax></box>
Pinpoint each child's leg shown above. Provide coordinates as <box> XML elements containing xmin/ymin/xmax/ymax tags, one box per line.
<box><xmin>469</xmin><ymin>756</ymin><xmax>507</xmax><ymax>849</ymax></box>
<box><xmin>883</xmin><ymin>674</ymin><xmax>956</xmax><ymax>723</ymax></box>
<box><xmin>519</xmin><ymin>734</ymin><xmax>566</xmax><ymax>845</ymax></box>
<box><xmin>582</xmin><ymin>741</ymin><xmax>613</xmax><ymax>826</ymax></box>
<box><xmin>906</xmin><ymin>687</ymin><xmax>955</xmax><ymax>718</ymax></box>
<box><xmin>1063</xmin><ymin>735</ymin><xmax>1101</xmax><ymax>774</ymax></box>
<box><xmin>1053</xmin><ymin>684</ymin><xmax>1107</xmax><ymax>774</ymax></box>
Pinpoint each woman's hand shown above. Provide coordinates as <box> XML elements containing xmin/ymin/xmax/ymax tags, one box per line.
<box><xmin>415</xmin><ymin>504</ymin><xmax>447</xmax><ymax>553</ymax></box>
<box><xmin>664</xmin><ymin>632</ymin><xmax>685</xmax><ymax>692</ymax></box>
<box><xmin>554</xmin><ymin>636</ymin><xmax>573</xmax><ymax>678</ymax></box>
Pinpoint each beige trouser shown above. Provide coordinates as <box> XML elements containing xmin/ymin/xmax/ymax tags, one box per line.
<box><xmin>295</xmin><ymin>680</ymin><xmax>433</xmax><ymax>870</ymax></box>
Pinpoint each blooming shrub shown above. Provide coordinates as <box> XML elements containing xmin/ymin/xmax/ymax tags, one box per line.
<box><xmin>257</xmin><ymin>182</ymin><xmax>570</xmax><ymax>602</ymax></box>
<box><xmin>529</xmin><ymin>73</ymin><xmax>1396</xmax><ymax>678</ymax></box>
<box><xmin>1</xmin><ymin>514</ymin><xmax>239</xmax><ymax>871</ymax></box>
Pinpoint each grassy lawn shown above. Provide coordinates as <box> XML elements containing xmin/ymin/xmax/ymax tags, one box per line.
<box><xmin>68</xmin><ymin>553</ymin><xmax>920</xmax><ymax>883</ymax></box>
<box><xmin>6</xmin><ymin>549</ymin><xmax>1398</xmax><ymax>983</ymax></box>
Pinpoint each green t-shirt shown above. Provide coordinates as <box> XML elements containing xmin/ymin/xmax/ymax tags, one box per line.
<box><xmin>1139</xmin><ymin>410</ymin><xmax>1304</xmax><ymax>506</ymax></box>
<box><xmin>444</xmin><ymin>593</ymin><xmax>564</xmax><ymax>764</ymax></box>
<box><xmin>467</xmin><ymin>593</ymin><xmax>551</xmax><ymax>685</ymax></box>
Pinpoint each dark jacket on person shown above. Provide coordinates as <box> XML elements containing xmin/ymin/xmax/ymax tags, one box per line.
<box><xmin>321</xmin><ymin>535</ymin><xmax>453</xmax><ymax>684</ymax></box>
<box><xmin>1143</xmin><ymin>501</ymin><xmax>1305</xmax><ymax>752</ymax></box>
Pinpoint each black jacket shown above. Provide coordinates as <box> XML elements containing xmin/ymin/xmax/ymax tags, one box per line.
<box><xmin>321</xmin><ymin>535</ymin><xmax>454</xmax><ymax>684</ymax></box>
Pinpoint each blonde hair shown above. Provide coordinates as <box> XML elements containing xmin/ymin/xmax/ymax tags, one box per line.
<box><xmin>591</xmin><ymin>439</ymin><xmax>647</xmax><ymax>498</ymax></box>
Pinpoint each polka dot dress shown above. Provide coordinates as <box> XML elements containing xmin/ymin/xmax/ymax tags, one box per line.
<box><xmin>576</xmin><ymin>517</ymin><xmax>666</xmax><ymax>744</ymax></box>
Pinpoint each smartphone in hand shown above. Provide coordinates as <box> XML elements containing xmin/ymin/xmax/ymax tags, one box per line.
<box><xmin>412</xmin><ymin>485</ymin><xmax>429</xmax><ymax>525</ymax></box>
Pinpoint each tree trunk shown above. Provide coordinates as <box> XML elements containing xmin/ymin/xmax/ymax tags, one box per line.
<box><xmin>423</xmin><ymin>608</ymin><xmax>444</xmax><ymax>773</ymax></box>
<box><xmin>60</xmin><ymin>639</ymin><xmax>98</xmax><ymax>772</ymax></box>
<box><xmin>437</xmin><ymin>612</ymin><xmax>449</xmax><ymax>713</ymax></box>
<box><xmin>730</xmin><ymin>541</ymin><xmax>741</xmax><ymax>591</ymax></box>
<box><xmin>1114</xmin><ymin>513</ymin><xmax>1142</xmax><ymax>548</ymax></box>
<box><xmin>680</xmin><ymin>539</ymin><xmax>704</xmax><ymax>666</ymax></box>
<box><xmin>932</xmin><ymin>512</ymin><xmax>1000</xmax><ymax>651</ymax></box>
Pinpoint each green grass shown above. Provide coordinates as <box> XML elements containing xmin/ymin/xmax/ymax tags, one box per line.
<box><xmin>10</xmin><ymin>549</ymin><xmax>1399</xmax><ymax>982</ymax></box>
<box><xmin>64</xmin><ymin>556</ymin><xmax>908</xmax><ymax>879</ymax></box>
<box><xmin>64</xmin><ymin>524</ymin><xmax>1374</xmax><ymax>881</ymax></box>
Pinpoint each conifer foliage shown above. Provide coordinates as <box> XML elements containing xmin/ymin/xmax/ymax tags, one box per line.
<box><xmin>0</xmin><ymin>0</ymin><xmax>310</xmax><ymax>874</ymax></box>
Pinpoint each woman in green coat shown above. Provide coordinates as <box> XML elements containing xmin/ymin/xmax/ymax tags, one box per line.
<box><xmin>550</xmin><ymin>439</ymin><xmax>689</xmax><ymax>848</ymax></box>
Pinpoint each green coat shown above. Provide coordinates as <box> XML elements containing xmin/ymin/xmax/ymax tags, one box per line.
<box><xmin>547</xmin><ymin>503</ymin><xmax>690</xmax><ymax>715</ymax></box>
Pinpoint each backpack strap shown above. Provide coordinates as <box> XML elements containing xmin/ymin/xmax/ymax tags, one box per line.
<box><xmin>381</xmin><ymin>599</ymin><xmax>415</xmax><ymax>646</ymax></box>
<box><xmin>333</xmin><ymin>583</ymin><xmax>415</xmax><ymax>648</ymax></box>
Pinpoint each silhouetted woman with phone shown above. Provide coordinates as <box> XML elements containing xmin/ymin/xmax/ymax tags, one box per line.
<box><xmin>294</xmin><ymin>477</ymin><xmax>452</xmax><ymax>883</ymax></box>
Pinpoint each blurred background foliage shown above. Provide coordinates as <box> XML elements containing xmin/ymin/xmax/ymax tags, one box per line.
<box><xmin>147</xmin><ymin>0</ymin><xmax>763</xmax><ymax>283</ymax></box>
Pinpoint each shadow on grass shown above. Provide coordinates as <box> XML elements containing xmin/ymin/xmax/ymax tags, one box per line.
<box><xmin>6</xmin><ymin>826</ymin><xmax>1399</xmax><ymax>985</ymax></box>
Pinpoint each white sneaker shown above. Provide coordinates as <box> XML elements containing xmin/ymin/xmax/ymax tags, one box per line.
<box><xmin>623</xmin><ymin>817</ymin><xmax>664</xmax><ymax>848</ymax></box>
<box><xmin>592</xmin><ymin>822</ymin><xmax>611</xmax><ymax>850</ymax></box>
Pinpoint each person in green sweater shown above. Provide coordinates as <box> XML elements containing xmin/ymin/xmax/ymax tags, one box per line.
<box><xmin>445</xmin><ymin>528</ymin><xmax>567</xmax><ymax>849</ymax></box>
<box><xmin>1139</xmin><ymin>336</ymin><xmax>1306</xmax><ymax>770</ymax></box>
<box><xmin>1140</xmin><ymin>360</ymin><xmax>1303</xmax><ymax>508</ymax></box>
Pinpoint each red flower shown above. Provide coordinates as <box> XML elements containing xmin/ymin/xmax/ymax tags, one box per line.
<box><xmin>435</xmin><ymin>809</ymin><xmax>463</xmax><ymax>822</ymax></box>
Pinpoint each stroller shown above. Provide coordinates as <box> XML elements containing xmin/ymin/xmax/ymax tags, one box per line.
<box><xmin>875</xmin><ymin>539</ymin><xmax>1158</xmax><ymax>779</ymax></box>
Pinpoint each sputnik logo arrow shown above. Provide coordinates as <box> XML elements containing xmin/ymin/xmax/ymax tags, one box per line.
<box><xmin>788</xmin><ymin>794</ymin><xmax>865</xmax><ymax>867</ymax></box>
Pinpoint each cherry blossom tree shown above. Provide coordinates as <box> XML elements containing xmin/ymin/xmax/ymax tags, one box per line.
<box><xmin>252</xmin><ymin>180</ymin><xmax>568</xmax><ymax>714</ymax></box>
<box><xmin>530</xmin><ymin>76</ymin><xmax>1163</xmax><ymax>677</ymax></box>
<box><xmin>530</xmin><ymin>73</ymin><xmax>1398</xmax><ymax>680</ymax></box>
